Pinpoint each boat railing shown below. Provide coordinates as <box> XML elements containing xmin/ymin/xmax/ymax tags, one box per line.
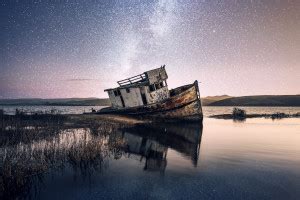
<box><xmin>117</xmin><ymin>73</ymin><xmax>147</xmax><ymax>86</ymax></box>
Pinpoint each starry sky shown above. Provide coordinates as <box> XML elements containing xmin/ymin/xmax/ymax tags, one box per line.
<box><xmin>0</xmin><ymin>0</ymin><xmax>299</xmax><ymax>98</ymax></box>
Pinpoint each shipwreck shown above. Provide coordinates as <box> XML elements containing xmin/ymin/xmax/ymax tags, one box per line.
<box><xmin>98</xmin><ymin>65</ymin><xmax>203</xmax><ymax>122</ymax></box>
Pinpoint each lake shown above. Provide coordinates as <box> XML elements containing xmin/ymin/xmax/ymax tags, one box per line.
<box><xmin>1</xmin><ymin>105</ymin><xmax>300</xmax><ymax>116</ymax></box>
<box><xmin>0</xmin><ymin>106</ymin><xmax>300</xmax><ymax>199</ymax></box>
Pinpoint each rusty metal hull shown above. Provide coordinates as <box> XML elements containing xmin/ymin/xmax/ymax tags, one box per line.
<box><xmin>98</xmin><ymin>80</ymin><xmax>203</xmax><ymax>122</ymax></box>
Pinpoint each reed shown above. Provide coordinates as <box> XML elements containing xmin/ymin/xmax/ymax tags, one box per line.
<box><xmin>0</xmin><ymin>112</ymin><xmax>130</xmax><ymax>199</ymax></box>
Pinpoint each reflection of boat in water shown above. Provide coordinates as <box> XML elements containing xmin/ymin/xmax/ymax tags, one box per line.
<box><xmin>110</xmin><ymin>123</ymin><xmax>203</xmax><ymax>172</ymax></box>
<box><xmin>120</xmin><ymin>132</ymin><xmax>168</xmax><ymax>171</ymax></box>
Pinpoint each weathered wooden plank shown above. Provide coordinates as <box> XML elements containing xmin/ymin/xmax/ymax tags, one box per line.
<box><xmin>99</xmin><ymin>81</ymin><xmax>203</xmax><ymax>122</ymax></box>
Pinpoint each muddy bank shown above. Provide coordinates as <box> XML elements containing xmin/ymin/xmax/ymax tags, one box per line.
<box><xmin>1</xmin><ymin>113</ymin><xmax>147</xmax><ymax>128</ymax></box>
<box><xmin>67</xmin><ymin>114</ymin><xmax>148</xmax><ymax>125</ymax></box>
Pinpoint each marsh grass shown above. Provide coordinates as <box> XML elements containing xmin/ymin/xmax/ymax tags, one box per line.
<box><xmin>232</xmin><ymin>108</ymin><xmax>246</xmax><ymax>120</ymax></box>
<box><xmin>270</xmin><ymin>112</ymin><xmax>287</xmax><ymax>119</ymax></box>
<box><xmin>0</xmin><ymin>112</ymin><xmax>130</xmax><ymax>199</ymax></box>
<box><xmin>0</xmin><ymin>112</ymin><xmax>67</xmax><ymax>146</ymax></box>
<box><xmin>210</xmin><ymin>108</ymin><xmax>300</xmax><ymax>120</ymax></box>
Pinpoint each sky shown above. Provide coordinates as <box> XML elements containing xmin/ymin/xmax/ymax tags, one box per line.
<box><xmin>0</xmin><ymin>0</ymin><xmax>299</xmax><ymax>98</ymax></box>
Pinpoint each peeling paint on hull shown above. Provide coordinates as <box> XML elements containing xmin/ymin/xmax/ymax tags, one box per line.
<box><xmin>98</xmin><ymin>81</ymin><xmax>203</xmax><ymax>122</ymax></box>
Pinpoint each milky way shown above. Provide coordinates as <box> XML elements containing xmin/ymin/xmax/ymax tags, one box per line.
<box><xmin>0</xmin><ymin>0</ymin><xmax>299</xmax><ymax>98</ymax></box>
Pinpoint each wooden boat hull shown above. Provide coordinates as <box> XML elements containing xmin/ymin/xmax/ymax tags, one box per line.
<box><xmin>98</xmin><ymin>80</ymin><xmax>203</xmax><ymax>122</ymax></box>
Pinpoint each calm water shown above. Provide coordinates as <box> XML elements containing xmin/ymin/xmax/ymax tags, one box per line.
<box><xmin>1</xmin><ymin>107</ymin><xmax>300</xmax><ymax>199</ymax></box>
<box><xmin>1</xmin><ymin>105</ymin><xmax>300</xmax><ymax>116</ymax></box>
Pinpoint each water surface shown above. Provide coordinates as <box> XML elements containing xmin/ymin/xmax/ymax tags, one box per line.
<box><xmin>2</xmin><ymin>105</ymin><xmax>300</xmax><ymax>116</ymax></box>
<box><xmin>1</xmin><ymin>116</ymin><xmax>299</xmax><ymax>199</ymax></box>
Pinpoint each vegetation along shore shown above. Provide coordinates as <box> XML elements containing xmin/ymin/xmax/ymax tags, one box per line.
<box><xmin>210</xmin><ymin>108</ymin><xmax>300</xmax><ymax>120</ymax></box>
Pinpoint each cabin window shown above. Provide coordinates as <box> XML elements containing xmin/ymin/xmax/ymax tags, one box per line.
<box><xmin>149</xmin><ymin>84</ymin><xmax>155</xmax><ymax>92</ymax></box>
<box><xmin>160</xmin><ymin>81</ymin><xmax>166</xmax><ymax>88</ymax></box>
<box><xmin>126</xmin><ymin>88</ymin><xmax>130</xmax><ymax>93</ymax></box>
<box><xmin>155</xmin><ymin>83</ymin><xmax>161</xmax><ymax>90</ymax></box>
<box><xmin>114</xmin><ymin>90</ymin><xmax>121</xmax><ymax>96</ymax></box>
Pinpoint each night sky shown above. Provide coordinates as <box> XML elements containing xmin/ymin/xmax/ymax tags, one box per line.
<box><xmin>0</xmin><ymin>0</ymin><xmax>299</xmax><ymax>98</ymax></box>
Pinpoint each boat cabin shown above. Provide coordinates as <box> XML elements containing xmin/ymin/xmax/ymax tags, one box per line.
<box><xmin>104</xmin><ymin>66</ymin><xmax>169</xmax><ymax>108</ymax></box>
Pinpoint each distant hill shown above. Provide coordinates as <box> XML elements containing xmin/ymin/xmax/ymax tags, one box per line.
<box><xmin>1</xmin><ymin>95</ymin><xmax>299</xmax><ymax>107</ymax></box>
<box><xmin>207</xmin><ymin>95</ymin><xmax>300</xmax><ymax>107</ymax></box>
<box><xmin>201</xmin><ymin>95</ymin><xmax>232</xmax><ymax>106</ymax></box>
<box><xmin>0</xmin><ymin>98</ymin><xmax>111</xmax><ymax>106</ymax></box>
